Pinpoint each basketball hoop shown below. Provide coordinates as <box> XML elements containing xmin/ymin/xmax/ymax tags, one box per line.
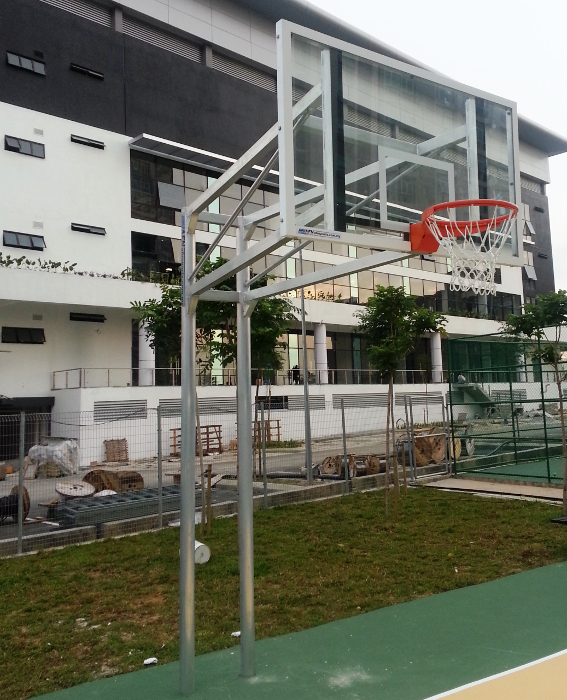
<box><xmin>410</xmin><ymin>199</ymin><xmax>518</xmax><ymax>296</ymax></box>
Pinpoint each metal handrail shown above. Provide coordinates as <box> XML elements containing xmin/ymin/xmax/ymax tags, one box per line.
<box><xmin>51</xmin><ymin>367</ymin><xmax>446</xmax><ymax>389</ymax></box>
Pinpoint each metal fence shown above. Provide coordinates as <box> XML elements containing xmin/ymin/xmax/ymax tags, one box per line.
<box><xmin>0</xmin><ymin>390</ymin><xmax>450</xmax><ymax>556</ymax></box>
<box><xmin>447</xmin><ymin>334</ymin><xmax>567</xmax><ymax>485</ymax></box>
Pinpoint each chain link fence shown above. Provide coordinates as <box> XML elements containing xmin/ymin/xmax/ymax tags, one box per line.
<box><xmin>0</xmin><ymin>389</ymin><xmax>450</xmax><ymax>556</ymax></box>
<box><xmin>447</xmin><ymin>334</ymin><xmax>567</xmax><ymax>484</ymax></box>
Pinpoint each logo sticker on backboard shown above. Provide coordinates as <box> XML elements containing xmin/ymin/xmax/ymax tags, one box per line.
<box><xmin>297</xmin><ymin>227</ymin><xmax>342</xmax><ymax>240</ymax></box>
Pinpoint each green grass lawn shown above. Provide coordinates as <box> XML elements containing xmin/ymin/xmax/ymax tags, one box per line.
<box><xmin>1</xmin><ymin>488</ymin><xmax>566</xmax><ymax>700</ymax></box>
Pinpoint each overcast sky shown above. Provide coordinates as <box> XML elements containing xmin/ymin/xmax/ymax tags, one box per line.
<box><xmin>308</xmin><ymin>0</ymin><xmax>567</xmax><ymax>290</ymax></box>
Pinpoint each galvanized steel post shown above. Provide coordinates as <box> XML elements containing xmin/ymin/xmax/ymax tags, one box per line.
<box><xmin>17</xmin><ymin>410</ymin><xmax>25</xmax><ymax>555</ymax></box>
<box><xmin>179</xmin><ymin>212</ymin><xmax>197</xmax><ymax>695</ymax></box>
<box><xmin>237</xmin><ymin>220</ymin><xmax>255</xmax><ymax>678</ymax></box>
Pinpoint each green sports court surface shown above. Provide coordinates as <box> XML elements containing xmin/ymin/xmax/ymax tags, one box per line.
<box><xmin>37</xmin><ymin>561</ymin><xmax>567</xmax><ymax>700</ymax></box>
<box><xmin>457</xmin><ymin>456</ymin><xmax>563</xmax><ymax>485</ymax></box>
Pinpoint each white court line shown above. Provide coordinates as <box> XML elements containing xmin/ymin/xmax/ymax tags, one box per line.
<box><xmin>421</xmin><ymin>648</ymin><xmax>567</xmax><ymax>699</ymax></box>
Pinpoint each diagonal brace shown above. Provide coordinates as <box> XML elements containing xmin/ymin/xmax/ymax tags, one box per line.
<box><xmin>187</xmin><ymin>230</ymin><xmax>287</xmax><ymax>298</ymax></box>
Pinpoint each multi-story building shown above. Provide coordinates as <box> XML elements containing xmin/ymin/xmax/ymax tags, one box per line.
<box><xmin>1</xmin><ymin>0</ymin><xmax>566</xmax><ymax>417</ymax></box>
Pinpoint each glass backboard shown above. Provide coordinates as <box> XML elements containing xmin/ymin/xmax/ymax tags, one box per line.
<box><xmin>278</xmin><ymin>23</ymin><xmax>521</xmax><ymax>265</ymax></box>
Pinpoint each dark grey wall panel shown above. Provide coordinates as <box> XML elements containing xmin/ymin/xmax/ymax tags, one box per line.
<box><xmin>0</xmin><ymin>0</ymin><xmax>277</xmax><ymax>158</ymax></box>
<box><xmin>122</xmin><ymin>36</ymin><xmax>277</xmax><ymax>157</ymax></box>
<box><xmin>521</xmin><ymin>189</ymin><xmax>555</xmax><ymax>295</ymax></box>
<box><xmin>0</xmin><ymin>0</ymin><xmax>126</xmax><ymax>133</ymax></box>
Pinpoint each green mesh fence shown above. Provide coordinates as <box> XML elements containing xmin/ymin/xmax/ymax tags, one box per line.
<box><xmin>446</xmin><ymin>334</ymin><xmax>567</xmax><ymax>484</ymax></box>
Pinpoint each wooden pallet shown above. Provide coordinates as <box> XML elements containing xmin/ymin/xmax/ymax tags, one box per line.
<box><xmin>104</xmin><ymin>438</ymin><xmax>128</xmax><ymax>463</ymax></box>
<box><xmin>253</xmin><ymin>418</ymin><xmax>281</xmax><ymax>444</ymax></box>
<box><xmin>170</xmin><ymin>425</ymin><xmax>223</xmax><ymax>457</ymax></box>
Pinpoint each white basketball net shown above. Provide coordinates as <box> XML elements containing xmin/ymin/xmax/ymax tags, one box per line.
<box><xmin>424</xmin><ymin>205</ymin><xmax>517</xmax><ymax>296</ymax></box>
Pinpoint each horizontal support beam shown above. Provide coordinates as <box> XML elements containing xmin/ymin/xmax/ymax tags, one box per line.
<box><xmin>187</xmin><ymin>230</ymin><xmax>286</xmax><ymax>297</ymax></box>
<box><xmin>416</xmin><ymin>124</ymin><xmax>467</xmax><ymax>156</ymax></box>
<box><xmin>199</xmin><ymin>290</ymin><xmax>240</xmax><ymax>302</ymax></box>
<box><xmin>198</xmin><ymin>212</ymin><xmax>230</xmax><ymax>225</ymax></box>
<box><xmin>294</xmin><ymin>226</ymin><xmax>411</xmax><ymax>252</ymax></box>
<box><xmin>245</xmin><ymin>249</ymin><xmax>412</xmax><ymax>301</ymax></box>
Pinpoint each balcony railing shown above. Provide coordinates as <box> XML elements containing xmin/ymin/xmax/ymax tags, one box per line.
<box><xmin>52</xmin><ymin>367</ymin><xmax>444</xmax><ymax>390</ymax></box>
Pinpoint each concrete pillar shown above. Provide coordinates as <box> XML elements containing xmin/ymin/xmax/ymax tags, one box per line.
<box><xmin>138</xmin><ymin>323</ymin><xmax>155</xmax><ymax>386</ymax></box>
<box><xmin>314</xmin><ymin>323</ymin><xmax>328</xmax><ymax>384</ymax></box>
<box><xmin>431</xmin><ymin>332</ymin><xmax>443</xmax><ymax>383</ymax></box>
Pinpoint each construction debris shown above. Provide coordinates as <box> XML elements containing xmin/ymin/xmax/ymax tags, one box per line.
<box><xmin>28</xmin><ymin>438</ymin><xmax>79</xmax><ymax>477</ymax></box>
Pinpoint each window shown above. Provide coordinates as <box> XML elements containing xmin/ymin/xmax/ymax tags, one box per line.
<box><xmin>131</xmin><ymin>231</ymin><xmax>180</xmax><ymax>280</ymax></box>
<box><xmin>70</xmin><ymin>313</ymin><xmax>106</xmax><ymax>323</ymax></box>
<box><xmin>3</xmin><ymin>230</ymin><xmax>45</xmax><ymax>250</ymax></box>
<box><xmin>6</xmin><ymin>51</ymin><xmax>45</xmax><ymax>75</ymax></box>
<box><xmin>71</xmin><ymin>223</ymin><xmax>106</xmax><ymax>235</ymax></box>
<box><xmin>525</xmin><ymin>221</ymin><xmax>536</xmax><ymax>237</ymax></box>
<box><xmin>71</xmin><ymin>134</ymin><xmax>105</xmax><ymax>150</ymax></box>
<box><xmin>523</xmin><ymin>250</ymin><xmax>534</xmax><ymax>266</ymax></box>
<box><xmin>2</xmin><ymin>327</ymin><xmax>45</xmax><ymax>344</ymax></box>
<box><xmin>5</xmin><ymin>136</ymin><xmax>45</xmax><ymax>158</ymax></box>
<box><xmin>70</xmin><ymin>63</ymin><xmax>103</xmax><ymax>80</ymax></box>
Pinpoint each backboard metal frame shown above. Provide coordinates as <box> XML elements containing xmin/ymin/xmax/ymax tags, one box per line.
<box><xmin>276</xmin><ymin>20</ymin><xmax>523</xmax><ymax>266</ymax></box>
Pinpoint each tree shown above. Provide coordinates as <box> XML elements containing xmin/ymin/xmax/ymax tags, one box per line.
<box><xmin>502</xmin><ymin>290</ymin><xmax>567</xmax><ymax>515</ymax></box>
<box><xmin>357</xmin><ymin>286</ymin><xmax>446</xmax><ymax>519</ymax></box>
<box><xmin>132</xmin><ymin>257</ymin><xmax>296</xmax><ymax>381</ymax></box>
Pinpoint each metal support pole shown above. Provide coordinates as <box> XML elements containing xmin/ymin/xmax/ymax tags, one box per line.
<box><xmin>17</xmin><ymin>410</ymin><xmax>25</xmax><ymax>555</ymax></box>
<box><xmin>442</xmin><ymin>398</ymin><xmax>451</xmax><ymax>475</ymax></box>
<box><xmin>509</xmin><ymin>371</ymin><xmax>518</xmax><ymax>463</ymax></box>
<box><xmin>403</xmin><ymin>396</ymin><xmax>412</xmax><ymax>486</ymax></box>
<box><xmin>261</xmin><ymin>402</ymin><xmax>268</xmax><ymax>509</ymax></box>
<box><xmin>179</xmin><ymin>214</ymin><xmax>197</xmax><ymax>695</ymax></box>
<box><xmin>157</xmin><ymin>405</ymin><xmax>163</xmax><ymax>529</ymax></box>
<box><xmin>236</xmin><ymin>220</ymin><xmax>255</xmax><ymax>678</ymax></box>
<box><xmin>299</xmin><ymin>248</ymin><xmax>313</xmax><ymax>486</ymax></box>
<box><xmin>408</xmin><ymin>397</ymin><xmax>416</xmax><ymax>482</ymax></box>
<box><xmin>341</xmin><ymin>399</ymin><xmax>348</xmax><ymax>495</ymax></box>
<box><xmin>537</xmin><ymin>339</ymin><xmax>552</xmax><ymax>483</ymax></box>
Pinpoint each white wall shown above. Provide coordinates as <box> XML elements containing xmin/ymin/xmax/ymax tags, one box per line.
<box><xmin>51</xmin><ymin>382</ymin><xmax>447</xmax><ymax>465</ymax></box>
<box><xmin>0</xmin><ymin>103</ymin><xmax>131</xmax><ymax>275</ymax></box>
<box><xmin>0</xmin><ymin>302</ymin><xmax>132</xmax><ymax>398</ymax></box>
<box><xmin>0</xmin><ymin>267</ymin><xmax>162</xmax><ymax>308</ymax></box>
<box><xmin>519</xmin><ymin>141</ymin><xmax>551</xmax><ymax>184</ymax></box>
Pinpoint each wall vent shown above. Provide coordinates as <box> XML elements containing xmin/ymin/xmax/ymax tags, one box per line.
<box><xmin>158</xmin><ymin>397</ymin><xmax>237</xmax><ymax>416</ymax></box>
<box><xmin>394</xmin><ymin>392</ymin><xmax>443</xmax><ymax>406</ymax></box>
<box><xmin>520</xmin><ymin>175</ymin><xmax>544</xmax><ymax>194</ymax></box>
<box><xmin>211</xmin><ymin>51</ymin><xmax>276</xmax><ymax>92</ymax></box>
<box><xmin>93</xmin><ymin>400</ymin><xmax>147</xmax><ymax>423</ymax></box>
<box><xmin>123</xmin><ymin>16</ymin><xmax>201</xmax><ymax>63</ymax></box>
<box><xmin>39</xmin><ymin>0</ymin><xmax>112</xmax><ymax>27</ymax></box>
<box><xmin>332</xmin><ymin>393</ymin><xmax>389</xmax><ymax>409</ymax></box>
<box><xmin>288</xmin><ymin>395</ymin><xmax>326</xmax><ymax>411</ymax></box>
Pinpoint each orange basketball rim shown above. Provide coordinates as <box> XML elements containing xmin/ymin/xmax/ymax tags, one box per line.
<box><xmin>410</xmin><ymin>199</ymin><xmax>519</xmax><ymax>255</ymax></box>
